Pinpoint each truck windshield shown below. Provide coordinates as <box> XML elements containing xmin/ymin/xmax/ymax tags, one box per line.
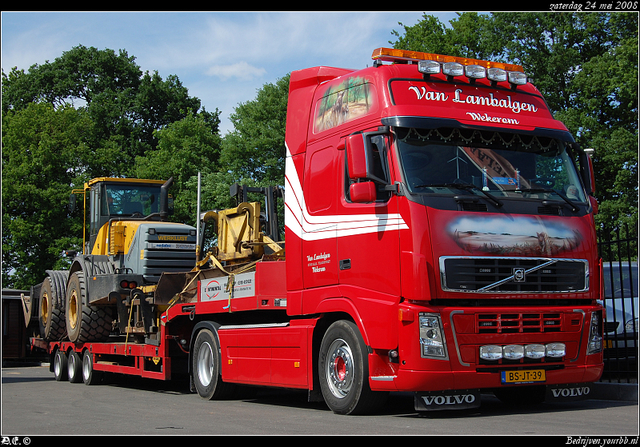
<box><xmin>102</xmin><ymin>184</ymin><xmax>162</xmax><ymax>217</ymax></box>
<box><xmin>395</xmin><ymin>127</ymin><xmax>587</xmax><ymax>203</ymax></box>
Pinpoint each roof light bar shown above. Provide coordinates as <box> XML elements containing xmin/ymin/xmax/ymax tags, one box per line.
<box><xmin>372</xmin><ymin>47</ymin><xmax>528</xmax><ymax>86</ymax></box>
<box><xmin>443</xmin><ymin>62</ymin><xmax>464</xmax><ymax>78</ymax></box>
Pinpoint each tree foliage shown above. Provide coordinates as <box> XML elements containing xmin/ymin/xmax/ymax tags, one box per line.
<box><xmin>220</xmin><ymin>74</ymin><xmax>290</xmax><ymax>186</ymax></box>
<box><xmin>2</xmin><ymin>45</ymin><xmax>221</xmax><ymax>288</ymax></box>
<box><xmin>2</xmin><ymin>103</ymin><xmax>89</xmax><ymax>287</ymax></box>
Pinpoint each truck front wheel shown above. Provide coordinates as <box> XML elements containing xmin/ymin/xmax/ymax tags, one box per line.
<box><xmin>191</xmin><ymin>329</ymin><xmax>235</xmax><ymax>400</ymax></box>
<box><xmin>318</xmin><ymin>320</ymin><xmax>387</xmax><ymax>415</ymax></box>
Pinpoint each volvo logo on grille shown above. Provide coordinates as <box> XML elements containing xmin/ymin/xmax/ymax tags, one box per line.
<box><xmin>513</xmin><ymin>267</ymin><xmax>526</xmax><ymax>282</ymax></box>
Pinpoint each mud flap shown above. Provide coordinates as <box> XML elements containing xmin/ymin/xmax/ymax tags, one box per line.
<box><xmin>545</xmin><ymin>383</ymin><xmax>593</xmax><ymax>401</ymax></box>
<box><xmin>414</xmin><ymin>389</ymin><xmax>481</xmax><ymax>411</ymax></box>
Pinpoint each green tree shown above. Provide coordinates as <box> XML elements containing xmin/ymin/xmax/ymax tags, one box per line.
<box><xmin>2</xmin><ymin>103</ymin><xmax>90</xmax><ymax>288</ymax></box>
<box><xmin>2</xmin><ymin>45</ymin><xmax>209</xmax><ymax>177</ymax></box>
<box><xmin>220</xmin><ymin>74</ymin><xmax>290</xmax><ymax>186</ymax></box>
<box><xmin>2</xmin><ymin>45</ymin><xmax>220</xmax><ymax>287</ymax></box>
<box><xmin>134</xmin><ymin>110</ymin><xmax>223</xmax><ymax>225</ymax></box>
<box><xmin>392</xmin><ymin>12</ymin><xmax>638</xmax><ymax>236</ymax></box>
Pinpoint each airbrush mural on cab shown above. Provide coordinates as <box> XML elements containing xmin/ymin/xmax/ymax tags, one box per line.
<box><xmin>314</xmin><ymin>77</ymin><xmax>375</xmax><ymax>132</ymax></box>
<box><xmin>448</xmin><ymin>215</ymin><xmax>582</xmax><ymax>256</ymax></box>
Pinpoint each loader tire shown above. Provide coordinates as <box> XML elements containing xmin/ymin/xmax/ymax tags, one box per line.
<box><xmin>39</xmin><ymin>271</ymin><xmax>69</xmax><ymax>341</ymax></box>
<box><xmin>65</xmin><ymin>272</ymin><xmax>112</xmax><ymax>343</ymax></box>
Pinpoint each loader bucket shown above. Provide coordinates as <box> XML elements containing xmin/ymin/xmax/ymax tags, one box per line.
<box><xmin>154</xmin><ymin>270</ymin><xmax>200</xmax><ymax>305</ymax></box>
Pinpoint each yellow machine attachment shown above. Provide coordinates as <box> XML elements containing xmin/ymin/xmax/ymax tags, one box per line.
<box><xmin>201</xmin><ymin>201</ymin><xmax>283</xmax><ymax>265</ymax></box>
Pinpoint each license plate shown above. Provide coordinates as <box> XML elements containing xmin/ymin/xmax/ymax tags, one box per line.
<box><xmin>501</xmin><ymin>369</ymin><xmax>546</xmax><ymax>384</ymax></box>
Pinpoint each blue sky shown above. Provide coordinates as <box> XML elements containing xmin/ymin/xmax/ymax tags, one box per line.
<box><xmin>1</xmin><ymin>11</ymin><xmax>456</xmax><ymax>135</ymax></box>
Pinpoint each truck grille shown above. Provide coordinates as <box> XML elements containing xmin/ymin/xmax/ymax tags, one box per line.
<box><xmin>440</xmin><ymin>257</ymin><xmax>588</xmax><ymax>293</ymax></box>
<box><xmin>477</xmin><ymin>312</ymin><xmax>562</xmax><ymax>333</ymax></box>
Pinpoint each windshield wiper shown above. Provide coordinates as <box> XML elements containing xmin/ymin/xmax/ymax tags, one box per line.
<box><xmin>415</xmin><ymin>182</ymin><xmax>503</xmax><ymax>207</ymax></box>
<box><xmin>517</xmin><ymin>187</ymin><xmax>580</xmax><ymax>212</ymax></box>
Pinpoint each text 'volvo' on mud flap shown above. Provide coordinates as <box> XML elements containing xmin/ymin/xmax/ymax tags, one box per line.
<box><xmin>545</xmin><ymin>383</ymin><xmax>593</xmax><ymax>401</ymax></box>
<box><xmin>414</xmin><ymin>389</ymin><xmax>481</xmax><ymax>411</ymax></box>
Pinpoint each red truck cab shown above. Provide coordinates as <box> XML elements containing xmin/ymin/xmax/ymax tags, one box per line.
<box><xmin>282</xmin><ymin>48</ymin><xmax>603</xmax><ymax>412</ymax></box>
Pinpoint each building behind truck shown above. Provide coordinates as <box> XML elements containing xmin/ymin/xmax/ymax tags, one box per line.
<box><xmin>21</xmin><ymin>48</ymin><xmax>604</xmax><ymax>415</ymax></box>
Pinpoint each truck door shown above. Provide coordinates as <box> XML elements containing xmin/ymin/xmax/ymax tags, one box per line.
<box><xmin>338</xmin><ymin>133</ymin><xmax>402</xmax><ymax>298</ymax></box>
<box><xmin>301</xmin><ymin>144</ymin><xmax>339</xmax><ymax>289</ymax></box>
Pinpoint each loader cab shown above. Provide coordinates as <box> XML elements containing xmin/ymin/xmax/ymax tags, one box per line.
<box><xmin>73</xmin><ymin>178</ymin><xmax>174</xmax><ymax>255</ymax></box>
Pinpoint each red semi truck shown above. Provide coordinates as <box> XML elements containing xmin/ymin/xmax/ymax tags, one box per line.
<box><xmin>24</xmin><ymin>48</ymin><xmax>604</xmax><ymax>415</ymax></box>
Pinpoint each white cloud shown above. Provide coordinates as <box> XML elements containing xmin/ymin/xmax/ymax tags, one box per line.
<box><xmin>206</xmin><ymin>61</ymin><xmax>267</xmax><ymax>81</ymax></box>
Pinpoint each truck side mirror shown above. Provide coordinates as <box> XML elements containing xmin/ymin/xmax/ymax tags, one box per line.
<box><xmin>345</xmin><ymin>131</ymin><xmax>389</xmax><ymax>185</ymax></box>
<box><xmin>349</xmin><ymin>181</ymin><xmax>376</xmax><ymax>203</ymax></box>
<box><xmin>346</xmin><ymin>133</ymin><xmax>368</xmax><ymax>180</ymax></box>
<box><xmin>583</xmin><ymin>148</ymin><xmax>596</xmax><ymax>195</ymax></box>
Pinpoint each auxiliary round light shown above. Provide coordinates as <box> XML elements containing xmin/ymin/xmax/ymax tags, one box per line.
<box><xmin>465</xmin><ymin>65</ymin><xmax>486</xmax><ymax>79</ymax></box>
<box><xmin>545</xmin><ymin>342</ymin><xmax>566</xmax><ymax>358</ymax></box>
<box><xmin>479</xmin><ymin>345</ymin><xmax>502</xmax><ymax>361</ymax></box>
<box><xmin>508</xmin><ymin>71</ymin><xmax>528</xmax><ymax>85</ymax></box>
<box><xmin>443</xmin><ymin>62</ymin><xmax>464</xmax><ymax>77</ymax></box>
<box><xmin>487</xmin><ymin>67</ymin><xmax>507</xmax><ymax>82</ymax></box>
<box><xmin>524</xmin><ymin>344</ymin><xmax>546</xmax><ymax>359</ymax></box>
<box><xmin>502</xmin><ymin>344</ymin><xmax>524</xmax><ymax>360</ymax></box>
<box><xmin>418</xmin><ymin>60</ymin><xmax>441</xmax><ymax>75</ymax></box>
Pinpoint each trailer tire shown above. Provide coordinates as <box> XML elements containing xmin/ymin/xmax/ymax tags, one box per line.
<box><xmin>53</xmin><ymin>349</ymin><xmax>68</xmax><ymax>382</ymax></box>
<box><xmin>39</xmin><ymin>272</ymin><xmax>68</xmax><ymax>341</ymax></box>
<box><xmin>318</xmin><ymin>320</ymin><xmax>387</xmax><ymax>415</ymax></box>
<box><xmin>66</xmin><ymin>272</ymin><xmax>112</xmax><ymax>343</ymax></box>
<box><xmin>82</xmin><ymin>349</ymin><xmax>103</xmax><ymax>385</ymax></box>
<box><xmin>192</xmin><ymin>329</ymin><xmax>235</xmax><ymax>400</ymax></box>
<box><xmin>67</xmin><ymin>350</ymin><xmax>83</xmax><ymax>383</ymax></box>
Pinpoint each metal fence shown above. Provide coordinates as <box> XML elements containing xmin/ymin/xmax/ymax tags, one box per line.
<box><xmin>598</xmin><ymin>224</ymin><xmax>638</xmax><ymax>383</ymax></box>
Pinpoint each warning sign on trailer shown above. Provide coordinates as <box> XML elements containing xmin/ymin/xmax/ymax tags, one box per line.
<box><xmin>199</xmin><ymin>272</ymin><xmax>256</xmax><ymax>302</ymax></box>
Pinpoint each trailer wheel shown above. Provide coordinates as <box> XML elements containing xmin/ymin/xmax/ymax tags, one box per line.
<box><xmin>192</xmin><ymin>329</ymin><xmax>235</xmax><ymax>400</ymax></box>
<box><xmin>318</xmin><ymin>320</ymin><xmax>387</xmax><ymax>415</ymax></box>
<box><xmin>66</xmin><ymin>272</ymin><xmax>112</xmax><ymax>343</ymax></box>
<box><xmin>39</xmin><ymin>272</ymin><xmax>68</xmax><ymax>341</ymax></box>
<box><xmin>82</xmin><ymin>349</ymin><xmax>103</xmax><ymax>385</ymax></box>
<box><xmin>53</xmin><ymin>349</ymin><xmax>68</xmax><ymax>382</ymax></box>
<box><xmin>68</xmin><ymin>351</ymin><xmax>83</xmax><ymax>383</ymax></box>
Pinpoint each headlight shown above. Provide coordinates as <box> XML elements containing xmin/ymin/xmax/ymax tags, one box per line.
<box><xmin>419</xmin><ymin>313</ymin><xmax>447</xmax><ymax>359</ymax></box>
<box><xmin>586</xmin><ymin>311</ymin><xmax>603</xmax><ymax>355</ymax></box>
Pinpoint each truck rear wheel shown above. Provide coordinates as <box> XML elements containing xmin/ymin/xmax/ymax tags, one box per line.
<box><xmin>192</xmin><ymin>329</ymin><xmax>235</xmax><ymax>400</ymax></box>
<box><xmin>65</xmin><ymin>272</ymin><xmax>112</xmax><ymax>343</ymax></box>
<box><xmin>39</xmin><ymin>271</ymin><xmax>68</xmax><ymax>341</ymax></box>
<box><xmin>318</xmin><ymin>320</ymin><xmax>387</xmax><ymax>415</ymax></box>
